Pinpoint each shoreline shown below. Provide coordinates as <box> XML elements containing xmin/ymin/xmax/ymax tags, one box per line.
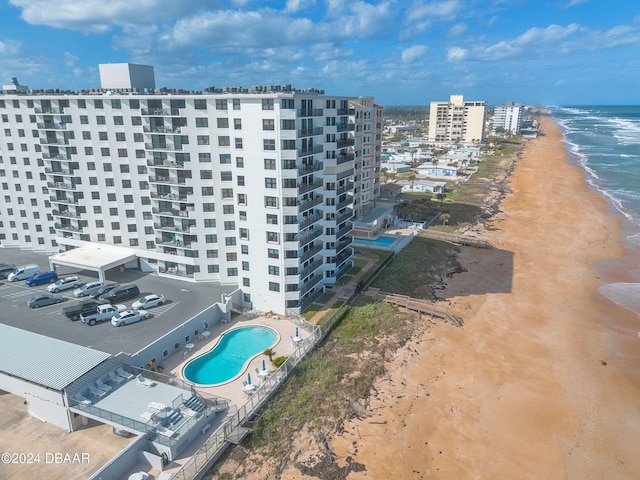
<box><xmin>329</xmin><ymin>113</ymin><xmax>640</xmax><ymax>478</ymax></box>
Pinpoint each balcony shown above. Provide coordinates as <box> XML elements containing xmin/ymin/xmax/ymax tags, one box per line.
<box><xmin>337</xmin><ymin>182</ymin><xmax>353</xmax><ymax>196</ymax></box>
<box><xmin>297</xmin><ymin>126</ymin><xmax>323</xmax><ymax>137</ymax></box>
<box><xmin>42</xmin><ymin>152</ymin><xmax>68</xmax><ymax>160</ymax></box>
<box><xmin>147</xmin><ymin>159</ymin><xmax>186</xmax><ymax>169</ymax></box>
<box><xmin>297</xmin><ymin>196</ymin><xmax>323</xmax><ymax>213</ymax></box>
<box><xmin>50</xmin><ymin>195</ymin><xmax>78</xmax><ymax>205</ymax></box>
<box><xmin>297</xmin><ymin>108</ymin><xmax>323</xmax><ymax>117</ymax></box>
<box><xmin>45</xmin><ymin>167</ymin><xmax>75</xmax><ymax>176</ymax></box>
<box><xmin>155</xmin><ymin>238</ymin><xmax>196</xmax><ymax>250</ymax></box>
<box><xmin>47</xmin><ymin>181</ymin><xmax>76</xmax><ymax>191</ymax></box>
<box><xmin>141</xmin><ymin>108</ymin><xmax>181</xmax><ymax>116</ymax></box>
<box><xmin>295</xmin><ymin>226</ymin><xmax>323</xmax><ymax>246</ymax></box>
<box><xmin>34</xmin><ymin>107</ymin><xmax>65</xmax><ymax>115</ymax></box>
<box><xmin>150</xmin><ymin>192</ymin><xmax>192</xmax><ymax>202</ymax></box>
<box><xmin>299</xmin><ymin>273</ymin><xmax>323</xmax><ymax>296</ymax></box>
<box><xmin>337</xmin><ymin>153</ymin><xmax>355</xmax><ymax>165</ymax></box>
<box><xmin>152</xmin><ymin>207</ymin><xmax>194</xmax><ymax>218</ymax></box>
<box><xmin>298</xmin><ymin>179</ymin><xmax>323</xmax><ymax>195</ymax></box>
<box><xmin>337</xmin><ymin>138</ymin><xmax>355</xmax><ymax>149</ymax></box>
<box><xmin>336</xmin><ymin>196</ymin><xmax>353</xmax><ymax>211</ymax></box>
<box><xmin>299</xmin><ymin>258</ymin><xmax>323</xmax><ymax>279</ymax></box>
<box><xmin>299</xmin><ymin>242</ymin><xmax>322</xmax><ymax>264</ymax></box>
<box><xmin>153</xmin><ymin>223</ymin><xmax>194</xmax><ymax>234</ymax></box>
<box><xmin>336</xmin><ymin>168</ymin><xmax>355</xmax><ymax>181</ymax></box>
<box><xmin>52</xmin><ymin>209</ymin><xmax>81</xmax><ymax>219</ymax></box>
<box><xmin>336</xmin><ymin>209</ymin><xmax>354</xmax><ymax>224</ymax></box>
<box><xmin>149</xmin><ymin>176</ymin><xmax>187</xmax><ymax>186</ymax></box>
<box><xmin>336</xmin><ymin>235</ymin><xmax>353</xmax><ymax>253</ymax></box>
<box><xmin>298</xmin><ymin>212</ymin><xmax>322</xmax><ymax>230</ymax></box>
<box><xmin>39</xmin><ymin>137</ymin><xmax>69</xmax><ymax>146</ymax></box>
<box><xmin>145</xmin><ymin>143</ymin><xmax>182</xmax><ymax>152</ymax></box>
<box><xmin>336</xmin><ymin>222</ymin><xmax>353</xmax><ymax>240</ymax></box>
<box><xmin>298</xmin><ymin>145</ymin><xmax>323</xmax><ymax>157</ymax></box>
<box><xmin>143</xmin><ymin>126</ymin><xmax>183</xmax><ymax>134</ymax></box>
<box><xmin>37</xmin><ymin>122</ymin><xmax>67</xmax><ymax>130</ymax></box>
<box><xmin>337</xmin><ymin>108</ymin><xmax>355</xmax><ymax>116</ymax></box>
<box><xmin>54</xmin><ymin>223</ymin><xmax>82</xmax><ymax>233</ymax></box>
<box><xmin>337</xmin><ymin>122</ymin><xmax>355</xmax><ymax>133</ymax></box>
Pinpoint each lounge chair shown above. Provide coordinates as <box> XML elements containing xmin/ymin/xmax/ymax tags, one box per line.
<box><xmin>136</xmin><ymin>374</ymin><xmax>156</xmax><ymax>387</ymax></box>
<box><xmin>95</xmin><ymin>378</ymin><xmax>112</xmax><ymax>393</ymax></box>
<box><xmin>108</xmin><ymin>370</ymin><xmax>125</xmax><ymax>384</ymax></box>
<box><xmin>87</xmin><ymin>384</ymin><xmax>106</xmax><ymax>398</ymax></box>
<box><xmin>116</xmin><ymin>367</ymin><xmax>134</xmax><ymax>380</ymax></box>
<box><xmin>73</xmin><ymin>392</ymin><xmax>91</xmax><ymax>405</ymax></box>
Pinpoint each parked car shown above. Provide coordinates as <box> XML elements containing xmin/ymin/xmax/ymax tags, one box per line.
<box><xmin>73</xmin><ymin>281</ymin><xmax>104</xmax><ymax>298</ymax></box>
<box><xmin>89</xmin><ymin>283</ymin><xmax>120</xmax><ymax>300</ymax></box>
<box><xmin>0</xmin><ymin>265</ymin><xmax>16</xmax><ymax>279</ymax></box>
<box><xmin>102</xmin><ymin>284</ymin><xmax>140</xmax><ymax>303</ymax></box>
<box><xmin>7</xmin><ymin>264</ymin><xmax>40</xmax><ymax>282</ymax></box>
<box><xmin>111</xmin><ymin>309</ymin><xmax>149</xmax><ymax>327</ymax></box>
<box><xmin>27</xmin><ymin>293</ymin><xmax>63</xmax><ymax>308</ymax></box>
<box><xmin>25</xmin><ymin>270</ymin><xmax>58</xmax><ymax>286</ymax></box>
<box><xmin>81</xmin><ymin>304</ymin><xmax>127</xmax><ymax>326</ymax></box>
<box><xmin>47</xmin><ymin>276</ymin><xmax>82</xmax><ymax>293</ymax></box>
<box><xmin>132</xmin><ymin>294</ymin><xmax>165</xmax><ymax>309</ymax></box>
<box><xmin>62</xmin><ymin>300</ymin><xmax>105</xmax><ymax>321</ymax></box>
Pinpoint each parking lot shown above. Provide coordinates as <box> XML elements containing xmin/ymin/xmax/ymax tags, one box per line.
<box><xmin>0</xmin><ymin>249</ymin><xmax>236</xmax><ymax>355</ymax></box>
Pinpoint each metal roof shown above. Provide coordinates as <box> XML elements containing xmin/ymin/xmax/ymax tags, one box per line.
<box><xmin>0</xmin><ymin>325</ymin><xmax>111</xmax><ymax>391</ymax></box>
<box><xmin>49</xmin><ymin>244</ymin><xmax>137</xmax><ymax>270</ymax></box>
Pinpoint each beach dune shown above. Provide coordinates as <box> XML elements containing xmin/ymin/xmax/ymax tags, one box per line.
<box><xmin>330</xmin><ymin>114</ymin><xmax>640</xmax><ymax>478</ymax></box>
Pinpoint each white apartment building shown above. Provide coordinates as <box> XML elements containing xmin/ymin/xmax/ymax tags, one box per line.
<box><xmin>491</xmin><ymin>103</ymin><xmax>522</xmax><ymax>135</ymax></box>
<box><xmin>428</xmin><ymin>94</ymin><xmax>486</xmax><ymax>144</ymax></box>
<box><xmin>0</xmin><ymin>64</ymin><xmax>383</xmax><ymax>314</ymax></box>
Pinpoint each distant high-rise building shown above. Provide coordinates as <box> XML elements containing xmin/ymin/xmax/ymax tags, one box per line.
<box><xmin>428</xmin><ymin>94</ymin><xmax>486</xmax><ymax>144</ymax></box>
<box><xmin>0</xmin><ymin>65</ymin><xmax>383</xmax><ymax>314</ymax></box>
<box><xmin>492</xmin><ymin>102</ymin><xmax>522</xmax><ymax>135</ymax></box>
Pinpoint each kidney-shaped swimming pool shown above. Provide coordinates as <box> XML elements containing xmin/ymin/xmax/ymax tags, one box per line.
<box><xmin>183</xmin><ymin>326</ymin><xmax>277</xmax><ymax>385</ymax></box>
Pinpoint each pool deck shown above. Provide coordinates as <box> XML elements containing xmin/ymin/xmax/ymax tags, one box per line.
<box><xmin>161</xmin><ymin>313</ymin><xmax>304</xmax><ymax>406</ymax></box>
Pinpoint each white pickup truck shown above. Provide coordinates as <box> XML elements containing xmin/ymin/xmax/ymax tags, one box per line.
<box><xmin>81</xmin><ymin>304</ymin><xmax>127</xmax><ymax>326</ymax></box>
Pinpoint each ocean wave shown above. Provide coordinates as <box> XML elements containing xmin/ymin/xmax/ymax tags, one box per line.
<box><xmin>599</xmin><ymin>283</ymin><xmax>640</xmax><ymax>315</ymax></box>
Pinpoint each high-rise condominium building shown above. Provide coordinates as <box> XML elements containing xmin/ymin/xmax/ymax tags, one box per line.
<box><xmin>492</xmin><ymin>102</ymin><xmax>522</xmax><ymax>135</ymax></box>
<box><xmin>428</xmin><ymin>94</ymin><xmax>486</xmax><ymax>144</ymax></box>
<box><xmin>0</xmin><ymin>64</ymin><xmax>383</xmax><ymax>314</ymax></box>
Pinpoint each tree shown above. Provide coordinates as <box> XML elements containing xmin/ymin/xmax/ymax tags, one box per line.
<box><xmin>431</xmin><ymin>157</ymin><xmax>439</xmax><ymax>177</ymax></box>
<box><xmin>381</xmin><ymin>167</ymin><xmax>389</xmax><ymax>183</ymax></box>
<box><xmin>408</xmin><ymin>173</ymin><xmax>416</xmax><ymax>192</ymax></box>
<box><xmin>440</xmin><ymin>211</ymin><xmax>451</xmax><ymax>226</ymax></box>
<box><xmin>437</xmin><ymin>192</ymin><xmax>446</xmax><ymax>208</ymax></box>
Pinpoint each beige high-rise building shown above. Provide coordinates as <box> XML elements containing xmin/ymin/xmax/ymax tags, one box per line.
<box><xmin>428</xmin><ymin>94</ymin><xmax>485</xmax><ymax>144</ymax></box>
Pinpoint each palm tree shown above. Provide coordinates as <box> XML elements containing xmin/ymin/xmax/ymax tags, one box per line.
<box><xmin>431</xmin><ymin>157</ymin><xmax>439</xmax><ymax>177</ymax></box>
<box><xmin>408</xmin><ymin>173</ymin><xmax>416</xmax><ymax>192</ymax></box>
<box><xmin>440</xmin><ymin>211</ymin><xmax>451</xmax><ymax>226</ymax></box>
<box><xmin>381</xmin><ymin>167</ymin><xmax>389</xmax><ymax>183</ymax></box>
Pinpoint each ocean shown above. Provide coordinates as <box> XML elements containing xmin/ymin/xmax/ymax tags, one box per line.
<box><xmin>549</xmin><ymin>106</ymin><xmax>640</xmax><ymax>322</ymax></box>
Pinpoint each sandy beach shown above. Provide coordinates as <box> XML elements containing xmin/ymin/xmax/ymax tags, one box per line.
<box><xmin>329</xmin><ymin>113</ymin><xmax>640</xmax><ymax>478</ymax></box>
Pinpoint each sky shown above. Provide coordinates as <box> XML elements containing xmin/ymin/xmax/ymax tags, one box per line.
<box><xmin>0</xmin><ymin>0</ymin><xmax>639</xmax><ymax>106</ymax></box>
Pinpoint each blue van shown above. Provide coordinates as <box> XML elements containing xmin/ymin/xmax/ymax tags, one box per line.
<box><xmin>25</xmin><ymin>270</ymin><xmax>59</xmax><ymax>286</ymax></box>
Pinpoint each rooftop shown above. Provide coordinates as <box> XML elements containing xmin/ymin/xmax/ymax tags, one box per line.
<box><xmin>0</xmin><ymin>324</ymin><xmax>111</xmax><ymax>390</ymax></box>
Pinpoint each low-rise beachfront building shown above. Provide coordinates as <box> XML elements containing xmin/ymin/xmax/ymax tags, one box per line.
<box><xmin>416</xmin><ymin>164</ymin><xmax>461</xmax><ymax>178</ymax></box>
<box><xmin>0</xmin><ymin>64</ymin><xmax>384</xmax><ymax>315</ymax></box>
<box><xmin>428</xmin><ymin>94</ymin><xmax>486</xmax><ymax>144</ymax></box>
<box><xmin>399</xmin><ymin>180</ymin><xmax>446</xmax><ymax>194</ymax></box>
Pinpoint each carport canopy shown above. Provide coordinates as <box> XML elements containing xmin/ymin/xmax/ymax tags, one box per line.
<box><xmin>49</xmin><ymin>244</ymin><xmax>137</xmax><ymax>283</ymax></box>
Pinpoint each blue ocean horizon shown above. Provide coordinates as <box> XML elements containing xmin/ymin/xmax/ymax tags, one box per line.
<box><xmin>548</xmin><ymin>105</ymin><xmax>640</xmax><ymax>321</ymax></box>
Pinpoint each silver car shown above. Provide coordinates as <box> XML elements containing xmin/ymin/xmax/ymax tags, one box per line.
<box><xmin>73</xmin><ymin>281</ymin><xmax>104</xmax><ymax>298</ymax></box>
<box><xmin>27</xmin><ymin>294</ymin><xmax>63</xmax><ymax>308</ymax></box>
<box><xmin>48</xmin><ymin>276</ymin><xmax>82</xmax><ymax>293</ymax></box>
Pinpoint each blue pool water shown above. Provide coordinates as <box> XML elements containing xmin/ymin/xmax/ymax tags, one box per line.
<box><xmin>353</xmin><ymin>236</ymin><xmax>397</xmax><ymax>248</ymax></box>
<box><xmin>183</xmin><ymin>326</ymin><xmax>277</xmax><ymax>385</ymax></box>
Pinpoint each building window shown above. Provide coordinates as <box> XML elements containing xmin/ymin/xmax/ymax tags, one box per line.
<box><xmin>227</xmin><ymin>268</ymin><xmax>238</xmax><ymax>277</ymax></box>
<box><xmin>262</xmin><ymin>99</ymin><xmax>274</xmax><ymax>110</ymax></box>
<box><xmin>268</xmin><ymin>248</ymin><xmax>279</xmax><ymax>259</ymax></box>
<box><xmin>239</xmin><ymin>228</ymin><xmax>249</xmax><ymax>240</ymax></box>
<box><xmin>263</xmin><ymin>139</ymin><xmax>275</xmax><ymax>150</ymax></box>
<box><xmin>223</xmin><ymin>221</ymin><xmax>235</xmax><ymax>230</ymax></box>
<box><xmin>194</xmin><ymin>99</ymin><xmax>207</xmax><ymax>110</ymax></box>
<box><xmin>225</xmin><ymin>237</ymin><xmax>236</xmax><ymax>246</ymax></box>
<box><xmin>264</xmin><ymin>196</ymin><xmax>277</xmax><ymax>208</ymax></box>
<box><xmin>196</xmin><ymin>117</ymin><xmax>208</xmax><ymax>127</ymax></box>
<box><xmin>266</xmin><ymin>214</ymin><xmax>278</xmax><ymax>225</ymax></box>
<box><xmin>232</xmin><ymin>98</ymin><xmax>241</xmax><ymax>110</ymax></box>
<box><xmin>266</xmin><ymin>231</ymin><xmax>279</xmax><ymax>243</ymax></box>
<box><xmin>218</xmin><ymin>136</ymin><xmax>230</xmax><ymax>147</ymax></box>
<box><xmin>269</xmin><ymin>282</ymin><xmax>280</xmax><ymax>292</ymax></box>
<box><xmin>262</xmin><ymin>119</ymin><xmax>275</xmax><ymax>130</ymax></box>
<box><xmin>234</xmin><ymin>138</ymin><xmax>243</xmax><ymax>149</ymax></box>
<box><xmin>221</xmin><ymin>188</ymin><xmax>233</xmax><ymax>199</ymax></box>
<box><xmin>220</xmin><ymin>171</ymin><xmax>232</xmax><ymax>181</ymax></box>
<box><xmin>264</xmin><ymin>158</ymin><xmax>276</xmax><ymax>170</ymax></box>
<box><xmin>233</xmin><ymin>118</ymin><xmax>242</xmax><ymax>130</ymax></box>
<box><xmin>215</xmin><ymin>99</ymin><xmax>227</xmax><ymax>110</ymax></box>
<box><xmin>197</xmin><ymin>135</ymin><xmax>210</xmax><ymax>145</ymax></box>
<box><xmin>236</xmin><ymin>156</ymin><xmax>244</xmax><ymax>168</ymax></box>
<box><xmin>219</xmin><ymin>153</ymin><xmax>231</xmax><ymax>164</ymax></box>
<box><xmin>237</xmin><ymin>193</ymin><xmax>247</xmax><ymax>205</ymax></box>
<box><xmin>216</xmin><ymin>118</ymin><xmax>229</xmax><ymax>128</ymax></box>
<box><xmin>268</xmin><ymin>265</ymin><xmax>280</xmax><ymax>275</ymax></box>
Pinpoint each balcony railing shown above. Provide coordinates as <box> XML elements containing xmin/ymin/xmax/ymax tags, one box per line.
<box><xmin>337</xmin><ymin>108</ymin><xmax>355</xmax><ymax>116</ymax></box>
<box><xmin>141</xmin><ymin>108</ymin><xmax>181</xmax><ymax>116</ymax></box>
<box><xmin>37</xmin><ymin>122</ymin><xmax>67</xmax><ymax>130</ymax></box>
<box><xmin>337</xmin><ymin>122</ymin><xmax>355</xmax><ymax>133</ymax></box>
<box><xmin>42</xmin><ymin>152</ymin><xmax>68</xmax><ymax>160</ymax></box>
<box><xmin>299</xmin><ymin>273</ymin><xmax>323</xmax><ymax>296</ymax></box>
<box><xmin>44</xmin><ymin>167</ymin><xmax>74</xmax><ymax>176</ymax></box>
<box><xmin>337</xmin><ymin>168</ymin><xmax>355</xmax><ymax>181</ymax></box>
<box><xmin>147</xmin><ymin>159</ymin><xmax>186</xmax><ymax>169</ymax></box>
<box><xmin>298</xmin><ymin>179</ymin><xmax>323</xmax><ymax>195</ymax></box>
<box><xmin>145</xmin><ymin>143</ymin><xmax>182</xmax><ymax>152</ymax></box>
<box><xmin>297</xmin><ymin>108</ymin><xmax>323</xmax><ymax>117</ymax></box>
<box><xmin>299</xmin><ymin>258</ymin><xmax>323</xmax><ymax>279</ymax></box>
<box><xmin>52</xmin><ymin>209</ymin><xmax>80</xmax><ymax>219</ymax></box>
<box><xmin>150</xmin><ymin>192</ymin><xmax>192</xmax><ymax>202</ymax></box>
<box><xmin>297</xmin><ymin>196</ymin><xmax>323</xmax><ymax>213</ymax></box>
<box><xmin>337</xmin><ymin>138</ymin><xmax>355</xmax><ymax>149</ymax></box>
<box><xmin>40</xmin><ymin>137</ymin><xmax>69</xmax><ymax>146</ymax></box>
<box><xmin>336</xmin><ymin>197</ymin><xmax>353</xmax><ymax>211</ymax></box>
<box><xmin>337</xmin><ymin>153</ymin><xmax>355</xmax><ymax>165</ymax></box>
<box><xmin>154</xmin><ymin>223</ymin><xmax>194</xmax><ymax>234</ymax></box>
<box><xmin>50</xmin><ymin>195</ymin><xmax>77</xmax><ymax>205</ymax></box>
<box><xmin>47</xmin><ymin>181</ymin><xmax>76</xmax><ymax>191</ymax></box>
<box><xmin>297</xmin><ymin>126</ymin><xmax>323</xmax><ymax>137</ymax></box>
<box><xmin>148</xmin><ymin>176</ymin><xmax>187</xmax><ymax>185</ymax></box>
<box><xmin>298</xmin><ymin>212</ymin><xmax>322</xmax><ymax>230</ymax></box>
<box><xmin>54</xmin><ymin>223</ymin><xmax>82</xmax><ymax>232</ymax></box>
<box><xmin>34</xmin><ymin>107</ymin><xmax>65</xmax><ymax>114</ymax></box>
<box><xmin>143</xmin><ymin>126</ymin><xmax>183</xmax><ymax>134</ymax></box>
<box><xmin>299</xmin><ymin>243</ymin><xmax>322</xmax><ymax>264</ymax></box>
<box><xmin>297</xmin><ymin>161</ymin><xmax>323</xmax><ymax>176</ymax></box>
<box><xmin>298</xmin><ymin>145</ymin><xmax>324</xmax><ymax>157</ymax></box>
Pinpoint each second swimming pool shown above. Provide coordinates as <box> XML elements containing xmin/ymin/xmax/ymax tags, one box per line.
<box><xmin>183</xmin><ymin>326</ymin><xmax>277</xmax><ymax>385</ymax></box>
<box><xmin>352</xmin><ymin>235</ymin><xmax>398</xmax><ymax>248</ymax></box>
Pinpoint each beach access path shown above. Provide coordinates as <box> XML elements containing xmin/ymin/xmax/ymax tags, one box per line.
<box><xmin>329</xmin><ymin>113</ymin><xmax>640</xmax><ymax>479</ymax></box>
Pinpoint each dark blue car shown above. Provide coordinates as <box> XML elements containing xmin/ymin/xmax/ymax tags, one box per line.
<box><xmin>25</xmin><ymin>270</ymin><xmax>58</xmax><ymax>286</ymax></box>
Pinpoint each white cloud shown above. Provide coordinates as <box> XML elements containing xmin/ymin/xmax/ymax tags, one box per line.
<box><xmin>449</xmin><ymin>23</ymin><xmax>467</xmax><ymax>36</ymax></box>
<box><xmin>446</xmin><ymin>46</ymin><xmax>467</xmax><ymax>61</ymax></box>
<box><xmin>403</xmin><ymin>0</ymin><xmax>460</xmax><ymax>34</ymax></box>
<box><xmin>9</xmin><ymin>0</ymin><xmax>216</xmax><ymax>32</ymax></box>
<box><xmin>285</xmin><ymin>0</ymin><xmax>316</xmax><ymax>13</ymax></box>
<box><xmin>401</xmin><ymin>45</ymin><xmax>429</xmax><ymax>63</ymax></box>
<box><xmin>63</xmin><ymin>52</ymin><xmax>79</xmax><ymax>67</ymax></box>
